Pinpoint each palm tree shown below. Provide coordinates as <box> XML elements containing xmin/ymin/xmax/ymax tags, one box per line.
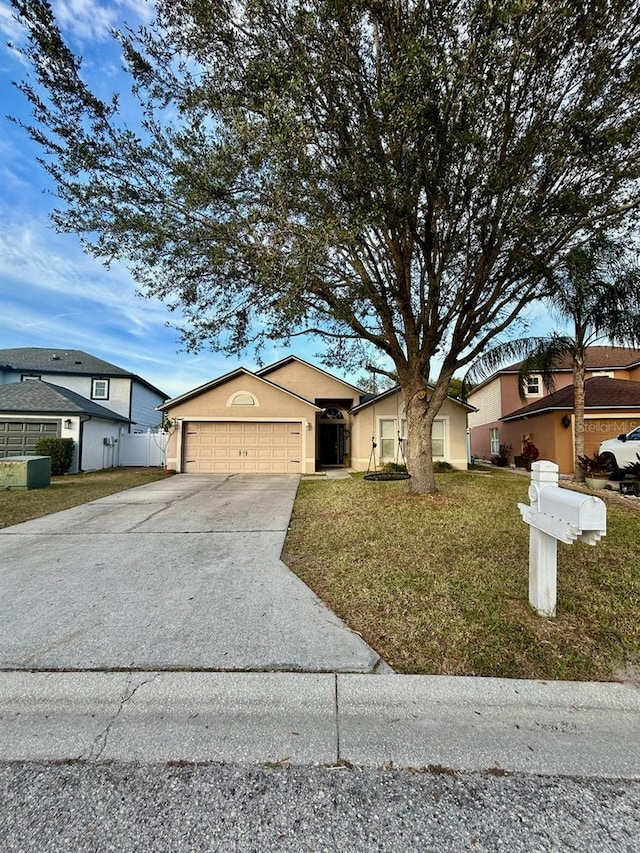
<box><xmin>464</xmin><ymin>234</ymin><xmax>640</xmax><ymax>479</ymax></box>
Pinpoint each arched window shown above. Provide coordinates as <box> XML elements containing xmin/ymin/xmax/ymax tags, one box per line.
<box><xmin>228</xmin><ymin>391</ymin><xmax>258</xmax><ymax>406</ymax></box>
<box><xmin>321</xmin><ymin>407</ymin><xmax>344</xmax><ymax>420</ymax></box>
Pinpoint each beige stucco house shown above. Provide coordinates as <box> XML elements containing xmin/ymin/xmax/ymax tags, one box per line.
<box><xmin>159</xmin><ymin>355</ymin><xmax>473</xmax><ymax>474</ymax></box>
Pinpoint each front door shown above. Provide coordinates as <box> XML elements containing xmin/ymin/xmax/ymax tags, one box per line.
<box><xmin>319</xmin><ymin>423</ymin><xmax>345</xmax><ymax>466</ymax></box>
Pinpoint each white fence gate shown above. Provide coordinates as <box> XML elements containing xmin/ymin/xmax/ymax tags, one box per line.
<box><xmin>119</xmin><ymin>430</ymin><xmax>168</xmax><ymax>467</ymax></box>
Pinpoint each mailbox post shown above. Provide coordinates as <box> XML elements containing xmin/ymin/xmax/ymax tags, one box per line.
<box><xmin>518</xmin><ymin>461</ymin><xmax>607</xmax><ymax>617</ymax></box>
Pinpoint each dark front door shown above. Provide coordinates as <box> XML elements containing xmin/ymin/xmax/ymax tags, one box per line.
<box><xmin>319</xmin><ymin>423</ymin><xmax>345</xmax><ymax>466</ymax></box>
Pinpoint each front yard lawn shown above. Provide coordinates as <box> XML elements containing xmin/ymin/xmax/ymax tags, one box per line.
<box><xmin>283</xmin><ymin>470</ymin><xmax>639</xmax><ymax>682</ymax></box>
<box><xmin>0</xmin><ymin>467</ymin><xmax>172</xmax><ymax>529</ymax></box>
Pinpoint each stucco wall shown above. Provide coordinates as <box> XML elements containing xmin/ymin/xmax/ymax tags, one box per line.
<box><xmin>500</xmin><ymin>408</ymin><xmax>640</xmax><ymax>474</ymax></box>
<box><xmin>259</xmin><ymin>360</ymin><xmax>361</xmax><ymax>406</ymax></box>
<box><xmin>350</xmin><ymin>391</ymin><xmax>469</xmax><ymax>471</ymax></box>
<box><xmin>163</xmin><ymin>373</ymin><xmax>319</xmax><ymax>472</ymax></box>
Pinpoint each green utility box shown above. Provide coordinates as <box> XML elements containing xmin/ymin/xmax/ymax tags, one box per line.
<box><xmin>0</xmin><ymin>456</ymin><xmax>52</xmax><ymax>490</ymax></box>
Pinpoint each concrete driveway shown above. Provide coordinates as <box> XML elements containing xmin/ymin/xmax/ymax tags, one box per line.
<box><xmin>0</xmin><ymin>474</ymin><xmax>382</xmax><ymax>673</ymax></box>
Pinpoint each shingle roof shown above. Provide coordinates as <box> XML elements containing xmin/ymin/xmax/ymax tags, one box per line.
<box><xmin>350</xmin><ymin>384</ymin><xmax>476</xmax><ymax>413</ymax></box>
<box><xmin>0</xmin><ymin>347</ymin><xmax>168</xmax><ymax>399</ymax></box>
<box><xmin>158</xmin><ymin>367</ymin><xmax>322</xmax><ymax>411</ymax></box>
<box><xmin>501</xmin><ymin>377</ymin><xmax>640</xmax><ymax>421</ymax></box>
<box><xmin>0</xmin><ymin>347</ymin><xmax>132</xmax><ymax>376</ymax></box>
<box><xmin>0</xmin><ymin>380</ymin><xmax>131</xmax><ymax>422</ymax></box>
<box><xmin>501</xmin><ymin>346</ymin><xmax>640</xmax><ymax>374</ymax></box>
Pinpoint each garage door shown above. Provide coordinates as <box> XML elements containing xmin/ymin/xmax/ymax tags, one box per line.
<box><xmin>183</xmin><ymin>421</ymin><xmax>302</xmax><ymax>473</ymax></box>
<box><xmin>0</xmin><ymin>421</ymin><xmax>60</xmax><ymax>458</ymax></box>
<box><xmin>583</xmin><ymin>417</ymin><xmax>640</xmax><ymax>457</ymax></box>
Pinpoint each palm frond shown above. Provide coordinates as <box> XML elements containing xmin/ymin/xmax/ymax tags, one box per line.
<box><xmin>462</xmin><ymin>336</ymin><xmax>555</xmax><ymax>396</ymax></box>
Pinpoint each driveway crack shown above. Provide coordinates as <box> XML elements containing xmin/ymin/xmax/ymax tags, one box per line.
<box><xmin>83</xmin><ymin>672</ymin><xmax>160</xmax><ymax>761</ymax></box>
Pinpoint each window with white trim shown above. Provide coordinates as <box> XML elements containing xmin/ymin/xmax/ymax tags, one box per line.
<box><xmin>91</xmin><ymin>378</ymin><xmax>109</xmax><ymax>400</ymax></box>
<box><xmin>490</xmin><ymin>428</ymin><xmax>499</xmax><ymax>455</ymax></box>
<box><xmin>379</xmin><ymin>419</ymin><xmax>396</xmax><ymax>460</ymax></box>
<box><xmin>432</xmin><ymin>419</ymin><xmax>445</xmax><ymax>457</ymax></box>
<box><xmin>525</xmin><ymin>375</ymin><xmax>541</xmax><ymax>396</ymax></box>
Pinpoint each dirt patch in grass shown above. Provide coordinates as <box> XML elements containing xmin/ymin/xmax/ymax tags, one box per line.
<box><xmin>283</xmin><ymin>471</ymin><xmax>640</xmax><ymax>681</ymax></box>
<box><xmin>0</xmin><ymin>467</ymin><xmax>172</xmax><ymax>529</ymax></box>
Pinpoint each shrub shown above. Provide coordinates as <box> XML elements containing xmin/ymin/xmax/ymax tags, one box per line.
<box><xmin>432</xmin><ymin>461</ymin><xmax>453</xmax><ymax>472</ymax></box>
<box><xmin>382</xmin><ymin>462</ymin><xmax>407</xmax><ymax>473</ymax></box>
<box><xmin>34</xmin><ymin>437</ymin><xmax>74</xmax><ymax>475</ymax></box>
<box><xmin>577</xmin><ymin>452</ymin><xmax>613</xmax><ymax>476</ymax></box>
<box><xmin>521</xmin><ymin>440</ymin><xmax>539</xmax><ymax>463</ymax></box>
<box><xmin>491</xmin><ymin>443</ymin><xmax>512</xmax><ymax>466</ymax></box>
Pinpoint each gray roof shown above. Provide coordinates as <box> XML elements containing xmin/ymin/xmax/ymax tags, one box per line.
<box><xmin>0</xmin><ymin>380</ymin><xmax>131</xmax><ymax>423</ymax></box>
<box><xmin>350</xmin><ymin>384</ymin><xmax>477</xmax><ymax>413</ymax></box>
<box><xmin>0</xmin><ymin>347</ymin><xmax>168</xmax><ymax>399</ymax></box>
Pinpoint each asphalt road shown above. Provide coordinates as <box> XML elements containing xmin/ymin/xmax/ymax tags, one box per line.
<box><xmin>2</xmin><ymin>762</ymin><xmax>638</xmax><ymax>852</ymax></box>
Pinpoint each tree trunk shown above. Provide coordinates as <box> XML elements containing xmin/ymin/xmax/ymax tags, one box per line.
<box><xmin>404</xmin><ymin>390</ymin><xmax>437</xmax><ymax>494</ymax></box>
<box><xmin>573</xmin><ymin>356</ymin><xmax>586</xmax><ymax>481</ymax></box>
<box><xmin>402</xmin><ymin>375</ymin><xmax>454</xmax><ymax>495</ymax></box>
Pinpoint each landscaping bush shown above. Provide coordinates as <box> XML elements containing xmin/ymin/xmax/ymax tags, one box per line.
<box><xmin>34</xmin><ymin>437</ymin><xmax>74</xmax><ymax>475</ymax></box>
<box><xmin>432</xmin><ymin>461</ymin><xmax>454</xmax><ymax>472</ymax></box>
<box><xmin>382</xmin><ymin>462</ymin><xmax>408</xmax><ymax>473</ymax></box>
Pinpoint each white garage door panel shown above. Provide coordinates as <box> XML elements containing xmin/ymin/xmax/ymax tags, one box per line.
<box><xmin>184</xmin><ymin>422</ymin><xmax>302</xmax><ymax>473</ymax></box>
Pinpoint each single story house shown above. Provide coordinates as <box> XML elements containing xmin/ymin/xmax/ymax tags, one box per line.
<box><xmin>159</xmin><ymin>355</ymin><xmax>474</xmax><ymax>474</ymax></box>
<box><xmin>499</xmin><ymin>377</ymin><xmax>640</xmax><ymax>473</ymax></box>
<box><xmin>0</xmin><ymin>380</ymin><xmax>130</xmax><ymax>473</ymax></box>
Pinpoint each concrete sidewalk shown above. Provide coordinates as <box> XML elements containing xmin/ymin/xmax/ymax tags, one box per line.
<box><xmin>0</xmin><ymin>671</ymin><xmax>638</xmax><ymax>778</ymax></box>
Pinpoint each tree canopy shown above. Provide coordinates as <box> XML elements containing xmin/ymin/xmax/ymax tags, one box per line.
<box><xmin>11</xmin><ymin>0</ymin><xmax>640</xmax><ymax>492</ymax></box>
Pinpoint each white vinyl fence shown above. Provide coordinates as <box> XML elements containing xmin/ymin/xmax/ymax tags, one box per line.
<box><xmin>119</xmin><ymin>430</ymin><xmax>168</xmax><ymax>467</ymax></box>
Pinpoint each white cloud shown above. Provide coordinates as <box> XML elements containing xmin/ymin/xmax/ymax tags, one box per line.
<box><xmin>51</xmin><ymin>0</ymin><xmax>148</xmax><ymax>45</ymax></box>
<box><xmin>0</xmin><ymin>1</ymin><xmax>25</xmax><ymax>43</ymax></box>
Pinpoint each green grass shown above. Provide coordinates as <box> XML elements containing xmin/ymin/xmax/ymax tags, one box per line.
<box><xmin>0</xmin><ymin>467</ymin><xmax>172</xmax><ymax>529</ymax></box>
<box><xmin>283</xmin><ymin>470</ymin><xmax>640</xmax><ymax>681</ymax></box>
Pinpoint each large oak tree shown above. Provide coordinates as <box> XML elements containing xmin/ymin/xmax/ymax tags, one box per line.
<box><xmin>11</xmin><ymin>0</ymin><xmax>640</xmax><ymax>492</ymax></box>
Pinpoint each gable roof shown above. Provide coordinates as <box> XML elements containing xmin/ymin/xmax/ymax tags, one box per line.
<box><xmin>350</xmin><ymin>384</ymin><xmax>477</xmax><ymax>414</ymax></box>
<box><xmin>256</xmin><ymin>355</ymin><xmax>364</xmax><ymax>394</ymax></box>
<box><xmin>468</xmin><ymin>345</ymin><xmax>640</xmax><ymax>396</ymax></box>
<box><xmin>0</xmin><ymin>348</ymin><xmax>168</xmax><ymax>399</ymax></box>
<box><xmin>0</xmin><ymin>380</ymin><xmax>131</xmax><ymax>423</ymax></box>
<box><xmin>501</xmin><ymin>377</ymin><xmax>640</xmax><ymax>422</ymax></box>
<box><xmin>158</xmin><ymin>367</ymin><xmax>323</xmax><ymax>411</ymax></box>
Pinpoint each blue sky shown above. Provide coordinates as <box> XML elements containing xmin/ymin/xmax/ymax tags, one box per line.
<box><xmin>0</xmin><ymin>0</ymin><xmax>553</xmax><ymax>400</ymax></box>
<box><xmin>0</xmin><ymin>0</ymin><xmax>339</xmax><ymax>398</ymax></box>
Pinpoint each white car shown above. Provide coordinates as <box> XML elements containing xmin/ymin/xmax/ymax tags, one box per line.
<box><xmin>599</xmin><ymin>427</ymin><xmax>640</xmax><ymax>474</ymax></box>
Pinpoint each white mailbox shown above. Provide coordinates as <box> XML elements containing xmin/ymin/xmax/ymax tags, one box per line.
<box><xmin>519</xmin><ymin>461</ymin><xmax>607</xmax><ymax>617</ymax></box>
<box><xmin>536</xmin><ymin>486</ymin><xmax>607</xmax><ymax>535</ymax></box>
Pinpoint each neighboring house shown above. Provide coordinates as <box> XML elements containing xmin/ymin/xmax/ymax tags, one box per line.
<box><xmin>0</xmin><ymin>348</ymin><xmax>168</xmax><ymax>433</ymax></box>
<box><xmin>0</xmin><ymin>348</ymin><xmax>168</xmax><ymax>472</ymax></box>
<box><xmin>159</xmin><ymin>355</ymin><xmax>474</xmax><ymax>474</ymax></box>
<box><xmin>0</xmin><ymin>380</ymin><xmax>130</xmax><ymax>473</ymax></box>
<box><xmin>467</xmin><ymin>346</ymin><xmax>640</xmax><ymax>472</ymax></box>
<box><xmin>499</xmin><ymin>378</ymin><xmax>640</xmax><ymax>474</ymax></box>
